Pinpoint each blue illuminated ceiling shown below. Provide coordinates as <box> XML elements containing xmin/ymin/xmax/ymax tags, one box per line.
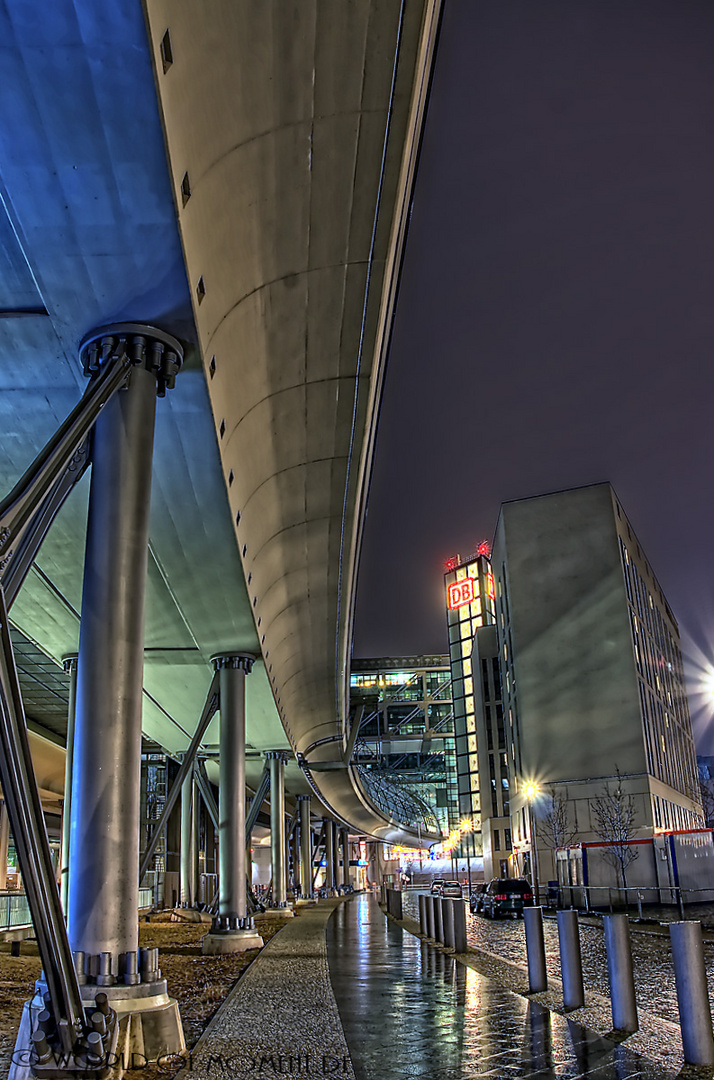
<box><xmin>0</xmin><ymin>0</ymin><xmax>290</xmax><ymax>786</ymax></box>
<box><xmin>0</xmin><ymin>0</ymin><xmax>441</xmax><ymax>840</ymax></box>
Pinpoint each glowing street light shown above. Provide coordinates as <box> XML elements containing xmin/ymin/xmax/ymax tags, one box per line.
<box><xmin>523</xmin><ymin>780</ymin><xmax>541</xmax><ymax>904</ymax></box>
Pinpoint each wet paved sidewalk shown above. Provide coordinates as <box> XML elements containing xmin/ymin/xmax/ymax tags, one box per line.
<box><xmin>327</xmin><ymin>894</ymin><xmax>675</xmax><ymax>1080</ymax></box>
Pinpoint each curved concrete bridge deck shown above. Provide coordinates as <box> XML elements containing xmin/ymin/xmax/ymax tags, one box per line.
<box><xmin>189</xmin><ymin>893</ymin><xmax>673</xmax><ymax>1080</ymax></box>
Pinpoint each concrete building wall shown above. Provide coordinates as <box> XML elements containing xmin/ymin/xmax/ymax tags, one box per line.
<box><xmin>493</xmin><ymin>483</ymin><xmax>647</xmax><ymax>788</ymax></box>
<box><xmin>472</xmin><ymin>626</ymin><xmax>512</xmax><ymax>880</ymax></box>
<box><xmin>492</xmin><ymin>482</ymin><xmax>702</xmax><ymax>891</ymax></box>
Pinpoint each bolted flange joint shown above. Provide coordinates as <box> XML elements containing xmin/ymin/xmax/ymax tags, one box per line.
<box><xmin>212</xmin><ymin>653</ymin><xmax>255</xmax><ymax>674</ymax></box>
<box><xmin>210</xmin><ymin>914</ymin><xmax>255</xmax><ymax>934</ymax></box>
<box><xmin>78</xmin><ymin>322</ymin><xmax>184</xmax><ymax>397</ymax></box>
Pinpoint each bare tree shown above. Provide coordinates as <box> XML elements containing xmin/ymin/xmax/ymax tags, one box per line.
<box><xmin>591</xmin><ymin>769</ymin><xmax>638</xmax><ymax>890</ymax></box>
<box><xmin>698</xmin><ymin>778</ymin><xmax>714</xmax><ymax>828</ymax></box>
<box><xmin>537</xmin><ymin>786</ymin><xmax>578</xmax><ymax>852</ymax></box>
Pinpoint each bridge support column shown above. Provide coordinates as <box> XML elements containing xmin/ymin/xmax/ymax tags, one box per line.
<box><xmin>324</xmin><ymin>817</ymin><xmax>336</xmax><ymax>895</ymax></box>
<box><xmin>296</xmin><ymin>795</ymin><xmax>314</xmax><ymax>902</ymax></box>
<box><xmin>67</xmin><ymin>324</ymin><xmax>184</xmax><ymax>1055</ymax></box>
<box><xmin>263</xmin><ymin>751</ymin><xmax>292</xmax><ymax>915</ymax></box>
<box><xmin>180</xmin><ymin>768</ymin><xmax>199</xmax><ymax>908</ymax></box>
<box><xmin>341</xmin><ymin>828</ymin><xmax>350</xmax><ymax>889</ymax></box>
<box><xmin>202</xmin><ymin>655</ymin><xmax>263</xmax><ymax>954</ymax></box>
<box><xmin>59</xmin><ymin>655</ymin><xmax>77</xmax><ymax>914</ymax></box>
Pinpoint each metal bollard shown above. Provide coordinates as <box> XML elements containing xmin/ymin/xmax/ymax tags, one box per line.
<box><xmin>557</xmin><ymin>909</ymin><xmax>584</xmax><ymax>1010</ymax></box>
<box><xmin>670</xmin><ymin>921</ymin><xmax>714</xmax><ymax>1065</ymax></box>
<box><xmin>419</xmin><ymin>894</ymin><xmax>427</xmax><ymax>935</ymax></box>
<box><xmin>425</xmin><ymin>895</ymin><xmax>435</xmax><ymax>939</ymax></box>
<box><xmin>434</xmin><ymin>894</ymin><xmax>444</xmax><ymax>943</ymax></box>
<box><xmin>524</xmin><ymin>907</ymin><xmax>547</xmax><ymax>993</ymax></box>
<box><xmin>393</xmin><ymin>889</ymin><xmax>403</xmax><ymax>920</ymax></box>
<box><xmin>452</xmin><ymin>899</ymin><xmax>467</xmax><ymax>953</ymax></box>
<box><xmin>603</xmin><ymin>914</ymin><xmax>638</xmax><ymax>1032</ymax></box>
<box><xmin>442</xmin><ymin>898</ymin><xmax>455</xmax><ymax>950</ymax></box>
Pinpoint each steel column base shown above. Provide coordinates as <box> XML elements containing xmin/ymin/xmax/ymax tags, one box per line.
<box><xmin>9</xmin><ymin>984</ymin><xmax>185</xmax><ymax>1080</ymax></box>
<box><xmin>201</xmin><ymin>930</ymin><xmax>264</xmax><ymax>955</ymax></box>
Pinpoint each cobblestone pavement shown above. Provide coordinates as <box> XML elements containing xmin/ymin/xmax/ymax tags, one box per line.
<box><xmin>401</xmin><ymin>890</ymin><xmax>714</xmax><ymax>1071</ymax></box>
<box><xmin>402</xmin><ymin>891</ymin><xmax>714</xmax><ymax>1028</ymax></box>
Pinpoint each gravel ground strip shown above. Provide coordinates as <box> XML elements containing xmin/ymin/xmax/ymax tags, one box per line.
<box><xmin>187</xmin><ymin>901</ymin><xmax>356</xmax><ymax>1080</ymax></box>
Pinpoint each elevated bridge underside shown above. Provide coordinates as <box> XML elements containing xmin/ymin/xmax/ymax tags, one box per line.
<box><xmin>0</xmin><ymin>0</ymin><xmax>442</xmax><ymax>844</ymax></box>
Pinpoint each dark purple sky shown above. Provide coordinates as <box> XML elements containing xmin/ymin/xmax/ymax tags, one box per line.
<box><xmin>353</xmin><ymin>0</ymin><xmax>714</xmax><ymax>747</ymax></box>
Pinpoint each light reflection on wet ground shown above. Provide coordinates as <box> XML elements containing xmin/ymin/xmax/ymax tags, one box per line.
<box><xmin>327</xmin><ymin>893</ymin><xmax>671</xmax><ymax>1079</ymax></box>
<box><xmin>403</xmin><ymin>889</ymin><xmax>714</xmax><ymax>1026</ymax></box>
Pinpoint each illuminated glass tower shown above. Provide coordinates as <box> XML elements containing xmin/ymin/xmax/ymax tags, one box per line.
<box><xmin>444</xmin><ymin>547</ymin><xmax>497</xmax><ymax>849</ymax></box>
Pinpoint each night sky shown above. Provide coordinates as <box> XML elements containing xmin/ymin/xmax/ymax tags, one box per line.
<box><xmin>353</xmin><ymin>0</ymin><xmax>714</xmax><ymax>747</ymax></box>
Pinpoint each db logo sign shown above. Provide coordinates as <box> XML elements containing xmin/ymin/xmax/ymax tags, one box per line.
<box><xmin>447</xmin><ymin>578</ymin><xmax>477</xmax><ymax>610</ymax></box>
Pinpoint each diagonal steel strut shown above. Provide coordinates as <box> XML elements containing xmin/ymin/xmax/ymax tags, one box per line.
<box><xmin>139</xmin><ymin>671</ymin><xmax>220</xmax><ymax>883</ymax></box>
<box><xmin>0</xmin><ymin>587</ymin><xmax>83</xmax><ymax>1050</ymax></box>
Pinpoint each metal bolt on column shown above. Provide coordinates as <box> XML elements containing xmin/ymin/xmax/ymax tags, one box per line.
<box><xmin>524</xmin><ymin>907</ymin><xmax>548</xmax><ymax>993</ymax></box>
<box><xmin>670</xmin><ymin>921</ymin><xmax>714</xmax><ymax>1065</ymax></box>
<box><xmin>604</xmin><ymin>914</ymin><xmax>638</xmax><ymax>1033</ymax></box>
<box><xmin>557</xmin><ymin>909</ymin><xmax>584</xmax><ymax>1010</ymax></box>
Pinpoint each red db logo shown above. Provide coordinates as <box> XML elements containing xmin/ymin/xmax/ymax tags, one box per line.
<box><xmin>447</xmin><ymin>578</ymin><xmax>477</xmax><ymax>610</ymax></box>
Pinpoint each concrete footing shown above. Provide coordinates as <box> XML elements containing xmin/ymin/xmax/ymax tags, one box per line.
<box><xmin>201</xmin><ymin>929</ymin><xmax>264</xmax><ymax>955</ymax></box>
<box><xmin>259</xmin><ymin>907</ymin><xmax>295</xmax><ymax>919</ymax></box>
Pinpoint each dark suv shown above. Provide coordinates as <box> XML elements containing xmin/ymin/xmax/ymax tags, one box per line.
<box><xmin>479</xmin><ymin>878</ymin><xmax>533</xmax><ymax>919</ymax></box>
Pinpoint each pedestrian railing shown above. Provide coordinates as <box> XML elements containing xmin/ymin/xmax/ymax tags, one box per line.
<box><xmin>0</xmin><ymin>893</ymin><xmax>31</xmax><ymax>930</ymax></box>
<box><xmin>138</xmin><ymin>887</ymin><xmax>153</xmax><ymax>910</ymax></box>
<box><xmin>557</xmin><ymin>883</ymin><xmax>714</xmax><ymax>918</ymax></box>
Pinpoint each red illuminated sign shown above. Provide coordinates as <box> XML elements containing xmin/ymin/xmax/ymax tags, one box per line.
<box><xmin>447</xmin><ymin>578</ymin><xmax>477</xmax><ymax>610</ymax></box>
<box><xmin>486</xmin><ymin>573</ymin><xmax>495</xmax><ymax>600</ymax></box>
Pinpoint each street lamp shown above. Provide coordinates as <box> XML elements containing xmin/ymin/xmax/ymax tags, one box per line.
<box><xmin>523</xmin><ymin>781</ymin><xmax>541</xmax><ymax>904</ymax></box>
<box><xmin>459</xmin><ymin>817</ymin><xmax>473</xmax><ymax>895</ymax></box>
<box><xmin>448</xmin><ymin>830</ymin><xmax>460</xmax><ymax>877</ymax></box>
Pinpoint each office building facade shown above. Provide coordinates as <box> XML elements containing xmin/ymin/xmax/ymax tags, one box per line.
<box><xmin>491</xmin><ymin>483</ymin><xmax>703</xmax><ymax>887</ymax></box>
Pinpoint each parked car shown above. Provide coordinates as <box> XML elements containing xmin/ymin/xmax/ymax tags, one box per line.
<box><xmin>469</xmin><ymin>882</ymin><xmax>487</xmax><ymax>913</ymax></box>
<box><xmin>430</xmin><ymin>879</ymin><xmax>445</xmax><ymax>895</ymax></box>
<box><xmin>441</xmin><ymin>880</ymin><xmax>463</xmax><ymax>898</ymax></box>
<box><xmin>479</xmin><ymin>878</ymin><xmax>534</xmax><ymax>918</ymax></box>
